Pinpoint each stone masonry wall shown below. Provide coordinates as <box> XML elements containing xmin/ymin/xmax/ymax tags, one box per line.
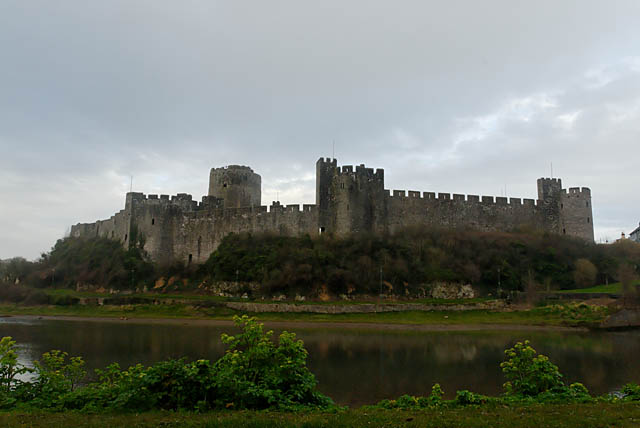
<box><xmin>384</xmin><ymin>191</ymin><xmax>545</xmax><ymax>233</ymax></box>
<box><xmin>70</xmin><ymin>157</ymin><xmax>594</xmax><ymax>264</ymax></box>
<box><xmin>128</xmin><ymin>196</ymin><xmax>318</xmax><ymax>264</ymax></box>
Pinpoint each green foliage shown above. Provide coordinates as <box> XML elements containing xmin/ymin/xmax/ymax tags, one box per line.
<box><xmin>30</xmin><ymin>237</ymin><xmax>154</xmax><ymax>289</ymax></box>
<box><xmin>501</xmin><ymin>340</ymin><xmax>564</xmax><ymax>397</ymax></box>
<box><xmin>6</xmin><ymin>229</ymin><xmax>640</xmax><ymax>297</ymax></box>
<box><xmin>621</xmin><ymin>383</ymin><xmax>640</xmax><ymax>401</ymax></box>
<box><xmin>201</xmin><ymin>229</ymin><xmax>640</xmax><ymax>296</ymax></box>
<box><xmin>27</xmin><ymin>350</ymin><xmax>87</xmax><ymax>408</ymax></box>
<box><xmin>67</xmin><ymin>359</ymin><xmax>218</xmax><ymax>411</ymax></box>
<box><xmin>0</xmin><ymin>336</ymin><xmax>31</xmax><ymax>408</ymax></box>
<box><xmin>454</xmin><ymin>390</ymin><xmax>491</xmax><ymax>406</ymax></box>
<box><xmin>0</xmin><ymin>317</ymin><xmax>332</xmax><ymax>412</ymax></box>
<box><xmin>573</xmin><ymin>258</ymin><xmax>598</xmax><ymax>287</ymax></box>
<box><xmin>0</xmin><ymin>257</ymin><xmax>35</xmax><ymax>285</ymax></box>
<box><xmin>372</xmin><ymin>384</ymin><xmax>448</xmax><ymax>410</ymax></box>
<box><xmin>5</xmin><ymin>331</ymin><xmax>639</xmax><ymax>413</ymax></box>
<box><xmin>539</xmin><ymin>303</ymin><xmax>609</xmax><ymax>326</ymax></box>
<box><xmin>212</xmin><ymin>315</ymin><xmax>332</xmax><ymax>409</ymax></box>
<box><xmin>428</xmin><ymin>383</ymin><xmax>444</xmax><ymax>405</ymax></box>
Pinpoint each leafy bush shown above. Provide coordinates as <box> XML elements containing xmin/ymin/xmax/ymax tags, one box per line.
<box><xmin>501</xmin><ymin>340</ymin><xmax>564</xmax><ymax>397</ymax></box>
<box><xmin>26</xmin><ymin>350</ymin><xmax>86</xmax><ymax>409</ymax></box>
<box><xmin>0</xmin><ymin>317</ymin><xmax>332</xmax><ymax>411</ymax></box>
<box><xmin>373</xmin><ymin>384</ymin><xmax>446</xmax><ymax>410</ymax></box>
<box><xmin>621</xmin><ymin>383</ymin><xmax>640</xmax><ymax>401</ymax></box>
<box><xmin>212</xmin><ymin>315</ymin><xmax>332</xmax><ymax>409</ymax></box>
<box><xmin>454</xmin><ymin>390</ymin><xmax>491</xmax><ymax>406</ymax></box>
<box><xmin>67</xmin><ymin>359</ymin><xmax>218</xmax><ymax>411</ymax></box>
<box><xmin>0</xmin><ymin>336</ymin><xmax>31</xmax><ymax>408</ymax></box>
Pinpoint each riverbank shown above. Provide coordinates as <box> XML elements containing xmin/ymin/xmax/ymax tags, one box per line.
<box><xmin>5</xmin><ymin>403</ymin><xmax>640</xmax><ymax>428</ymax></box>
<box><xmin>0</xmin><ymin>301</ymin><xmax>608</xmax><ymax>329</ymax></box>
<box><xmin>0</xmin><ymin>314</ymin><xmax>587</xmax><ymax>332</ymax></box>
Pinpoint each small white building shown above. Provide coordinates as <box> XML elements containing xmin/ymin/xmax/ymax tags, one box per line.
<box><xmin>630</xmin><ymin>223</ymin><xmax>640</xmax><ymax>243</ymax></box>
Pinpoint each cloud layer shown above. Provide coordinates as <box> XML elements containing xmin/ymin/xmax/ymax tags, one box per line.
<box><xmin>2</xmin><ymin>1</ymin><xmax>640</xmax><ymax>258</ymax></box>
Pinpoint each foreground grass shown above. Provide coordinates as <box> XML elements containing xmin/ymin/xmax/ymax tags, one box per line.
<box><xmin>4</xmin><ymin>404</ymin><xmax>640</xmax><ymax>428</ymax></box>
<box><xmin>0</xmin><ymin>302</ymin><xmax>610</xmax><ymax>327</ymax></box>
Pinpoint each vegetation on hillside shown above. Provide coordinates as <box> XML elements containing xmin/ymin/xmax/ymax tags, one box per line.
<box><xmin>202</xmin><ymin>229</ymin><xmax>640</xmax><ymax>296</ymax></box>
<box><xmin>1</xmin><ymin>229</ymin><xmax>639</xmax><ymax>299</ymax></box>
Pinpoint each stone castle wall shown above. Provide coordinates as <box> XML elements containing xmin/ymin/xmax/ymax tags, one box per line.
<box><xmin>70</xmin><ymin>157</ymin><xmax>594</xmax><ymax>263</ymax></box>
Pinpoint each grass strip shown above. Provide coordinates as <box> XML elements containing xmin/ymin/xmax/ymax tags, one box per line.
<box><xmin>4</xmin><ymin>403</ymin><xmax>640</xmax><ymax>428</ymax></box>
<box><xmin>0</xmin><ymin>302</ymin><xmax>608</xmax><ymax>327</ymax></box>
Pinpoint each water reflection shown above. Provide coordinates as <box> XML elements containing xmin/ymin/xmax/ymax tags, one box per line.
<box><xmin>1</xmin><ymin>317</ymin><xmax>639</xmax><ymax>406</ymax></box>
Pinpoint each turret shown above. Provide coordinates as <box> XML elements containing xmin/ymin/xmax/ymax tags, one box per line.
<box><xmin>316</xmin><ymin>157</ymin><xmax>338</xmax><ymax>233</ymax></box>
<box><xmin>208</xmin><ymin>165</ymin><xmax>261</xmax><ymax>209</ymax></box>
<box><xmin>316</xmin><ymin>158</ymin><xmax>385</xmax><ymax>235</ymax></box>
<box><xmin>537</xmin><ymin>178</ymin><xmax>562</xmax><ymax>202</ymax></box>
<box><xmin>560</xmin><ymin>187</ymin><xmax>594</xmax><ymax>241</ymax></box>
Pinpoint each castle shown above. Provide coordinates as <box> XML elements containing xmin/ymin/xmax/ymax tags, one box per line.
<box><xmin>70</xmin><ymin>158</ymin><xmax>594</xmax><ymax>264</ymax></box>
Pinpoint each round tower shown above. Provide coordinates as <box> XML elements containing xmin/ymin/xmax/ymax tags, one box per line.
<box><xmin>208</xmin><ymin>165</ymin><xmax>261</xmax><ymax>209</ymax></box>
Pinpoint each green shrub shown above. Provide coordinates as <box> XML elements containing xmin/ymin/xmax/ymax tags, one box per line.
<box><xmin>621</xmin><ymin>383</ymin><xmax>640</xmax><ymax>401</ymax></box>
<box><xmin>0</xmin><ymin>336</ymin><xmax>31</xmax><ymax>408</ymax></box>
<box><xmin>212</xmin><ymin>315</ymin><xmax>332</xmax><ymax>409</ymax></box>
<box><xmin>501</xmin><ymin>340</ymin><xmax>564</xmax><ymax>397</ymax></box>
<box><xmin>0</xmin><ymin>317</ymin><xmax>332</xmax><ymax>411</ymax></box>
<box><xmin>27</xmin><ymin>350</ymin><xmax>86</xmax><ymax>409</ymax></box>
<box><xmin>454</xmin><ymin>390</ymin><xmax>490</xmax><ymax>406</ymax></box>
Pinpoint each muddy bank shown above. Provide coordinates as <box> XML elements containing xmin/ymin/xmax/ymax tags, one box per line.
<box><xmin>223</xmin><ymin>301</ymin><xmax>506</xmax><ymax>313</ymax></box>
<box><xmin>1</xmin><ymin>314</ymin><xmax>585</xmax><ymax>332</ymax></box>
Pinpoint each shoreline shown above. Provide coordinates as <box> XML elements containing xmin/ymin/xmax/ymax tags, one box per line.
<box><xmin>0</xmin><ymin>313</ymin><xmax>587</xmax><ymax>332</ymax></box>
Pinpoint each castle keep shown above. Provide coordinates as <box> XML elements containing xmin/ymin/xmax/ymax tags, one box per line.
<box><xmin>70</xmin><ymin>158</ymin><xmax>594</xmax><ymax>264</ymax></box>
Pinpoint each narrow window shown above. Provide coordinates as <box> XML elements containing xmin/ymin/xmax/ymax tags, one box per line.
<box><xmin>188</xmin><ymin>254</ymin><xmax>193</xmax><ymax>264</ymax></box>
<box><xmin>151</xmin><ymin>218</ymin><xmax>155</xmax><ymax>225</ymax></box>
<box><xmin>586</xmin><ymin>202</ymin><xmax>589</xmax><ymax>207</ymax></box>
<box><xmin>587</xmin><ymin>217</ymin><xmax>590</xmax><ymax>223</ymax></box>
<box><xmin>319</xmin><ymin>226</ymin><xmax>326</xmax><ymax>234</ymax></box>
<box><xmin>563</xmin><ymin>229</ymin><xmax>566</xmax><ymax>234</ymax></box>
<box><xmin>124</xmin><ymin>234</ymin><xmax>128</xmax><ymax>241</ymax></box>
<box><xmin>111</xmin><ymin>231</ymin><xmax>114</xmax><ymax>238</ymax></box>
<box><xmin>561</xmin><ymin>203</ymin><xmax>563</xmax><ymax>209</ymax></box>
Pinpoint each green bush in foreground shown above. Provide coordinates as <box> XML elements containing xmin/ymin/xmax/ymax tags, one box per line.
<box><xmin>0</xmin><ymin>316</ymin><xmax>332</xmax><ymax>411</ymax></box>
<box><xmin>1</xmin><ymin>328</ymin><xmax>639</xmax><ymax>413</ymax></box>
<box><xmin>369</xmin><ymin>340</ymin><xmax>631</xmax><ymax>410</ymax></box>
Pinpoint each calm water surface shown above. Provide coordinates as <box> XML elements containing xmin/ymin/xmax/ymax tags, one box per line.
<box><xmin>1</xmin><ymin>316</ymin><xmax>639</xmax><ymax>406</ymax></box>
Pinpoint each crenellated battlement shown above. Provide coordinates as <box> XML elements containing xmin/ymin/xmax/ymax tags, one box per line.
<box><xmin>384</xmin><ymin>189</ymin><xmax>542</xmax><ymax>207</ymax></box>
<box><xmin>317</xmin><ymin>157</ymin><xmax>338</xmax><ymax>166</ymax></box>
<box><xmin>562</xmin><ymin>187</ymin><xmax>591</xmax><ymax>197</ymax></box>
<box><xmin>336</xmin><ymin>163</ymin><xmax>384</xmax><ymax>180</ymax></box>
<box><xmin>538</xmin><ymin>177</ymin><xmax>562</xmax><ymax>184</ymax></box>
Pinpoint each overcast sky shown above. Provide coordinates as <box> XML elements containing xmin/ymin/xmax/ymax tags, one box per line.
<box><xmin>2</xmin><ymin>1</ymin><xmax>640</xmax><ymax>260</ymax></box>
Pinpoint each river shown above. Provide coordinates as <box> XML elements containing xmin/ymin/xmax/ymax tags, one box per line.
<box><xmin>1</xmin><ymin>316</ymin><xmax>639</xmax><ymax>406</ymax></box>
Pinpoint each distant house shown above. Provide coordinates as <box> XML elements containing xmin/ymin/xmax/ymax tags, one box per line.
<box><xmin>631</xmin><ymin>223</ymin><xmax>640</xmax><ymax>243</ymax></box>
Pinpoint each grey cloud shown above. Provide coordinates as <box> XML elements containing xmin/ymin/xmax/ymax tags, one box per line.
<box><xmin>1</xmin><ymin>0</ymin><xmax>640</xmax><ymax>258</ymax></box>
